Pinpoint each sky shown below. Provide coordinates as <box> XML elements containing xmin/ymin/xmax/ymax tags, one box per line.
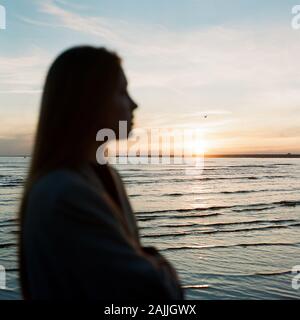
<box><xmin>0</xmin><ymin>0</ymin><xmax>300</xmax><ymax>155</ymax></box>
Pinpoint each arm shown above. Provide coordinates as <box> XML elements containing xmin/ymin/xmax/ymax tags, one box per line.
<box><xmin>54</xmin><ymin>179</ymin><xmax>184</xmax><ymax>300</ymax></box>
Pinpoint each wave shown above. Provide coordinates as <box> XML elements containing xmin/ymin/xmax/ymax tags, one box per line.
<box><xmin>163</xmin><ymin>192</ymin><xmax>185</xmax><ymax>197</ymax></box>
<box><xmin>137</xmin><ymin>200</ymin><xmax>300</xmax><ymax>217</ymax></box>
<box><xmin>141</xmin><ymin>223</ymin><xmax>296</xmax><ymax>238</ymax></box>
<box><xmin>9</xmin><ymin>230</ymin><xmax>19</xmax><ymax>234</ymax></box>
<box><xmin>223</xmin><ymin>164</ymin><xmax>293</xmax><ymax>168</ymax></box>
<box><xmin>139</xmin><ymin>218</ymin><xmax>297</xmax><ymax>230</ymax></box>
<box><xmin>233</xmin><ymin>200</ymin><xmax>300</xmax><ymax>213</ymax></box>
<box><xmin>182</xmin><ymin>284</ymin><xmax>210</xmax><ymax>290</ymax></box>
<box><xmin>137</xmin><ymin>206</ymin><xmax>231</xmax><ymax>215</ymax></box>
<box><xmin>138</xmin><ymin>212</ymin><xmax>220</xmax><ymax>221</ymax></box>
<box><xmin>182</xmin><ymin>269</ymin><xmax>292</xmax><ymax>280</ymax></box>
<box><xmin>232</xmin><ymin>206</ymin><xmax>277</xmax><ymax>212</ymax></box>
<box><xmin>125</xmin><ymin>175</ymin><xmax>289</xmax><ymax>184</ymax></box>
<box><xmin>122</xmin><ymin>163</ymin><xmax>294</xmax><ymax>176</ymax></box>
<box><xmin>5</xmin><ymin>268</ymin><xmax>19</xmax><ymax>272</ymax></box>
<box><xmin>196</xmin><ymin>218</ymin><xmax>297</xmax><ymax>228</ymax></box>
<box><xmin>130</xmin><ymin>188</ymin><xmax>299</xmax><ymax>198</ymax></box>
<box><xmin>223</xmin><ymin>165</ymin><xmax>273</xmax><ymax>168</ymax></box>
<box><xmin>290</xmin><ymin>223</ymin><xmax>300</xmax><ymax>227</ymax></box>
<box><xmin>161</xmin><ymin>242</ymin><xmax>300</xmax><ymax>252</ymax></box>
<box><xmin>276</xmin><ymin>200</ymin><xmax>300</xmax><ymax>207</ymax></box>
<box><xmin>0</xmin><ymin>176</ymin><xmax>24</xmax><ymax>188</ymax></box>
<box><xmin>253</xmin><ymin>269</ymin><xmax>292</xmax><ymax>276</ymax></box>
<box><xmin>198</xmin><ymin>224</ymin><xmax>290</xmax><ymax>234</ymax></box>
<box><xmin>206</xmin><ymin>163</ymin><xmax>293</xmax><ymax>169</ymax></box>
<box><xmin>220</xmin><ymin>188</ymin><xmax>294</xmax><ymax>195</ymax></box>
<box><xmin>136</xmin><ymin>205</ymin><xmax>235</xmax><ymax>215</ymax></box>
<box><xmin>140</xmin><ymin>222</ymin><xmax>200</xmax><ymax>229</ymax></box>
<box><xmin>0</xmin><ymin>242</ymin><xmax>16</xmax><ymax>249</ymax></box>
<box><xmin>122</xmin><ymin>165</ymin><xmax>288</xmax><ymax>177</ymax></box>
<box><xmin>201</xmin><ymin>175</ymin><xmax>288</xmax><ymax>181</ymax></box>
<box><xmin>0</xmin><ymin>219</ymin><xmax>18</xmax><ymax>228</ymax></box>
<box><xmin>0</xmin><ymin>185</ymin><xmax>23</xmax><ymax>188</ymax></box>
<box><xmin>0</xmin><ymin>224</ymin><xmax>17</xmax><ymax>229</ymax></box>
<box><xmin>0</xmin><ymin>218</ymin><xmax>18</xmax><ymax>224</ymax></box>
<box><xmin>0</xmin><ymin>165</ymin><xmax>26</xmax><ymax>168</ymax></box>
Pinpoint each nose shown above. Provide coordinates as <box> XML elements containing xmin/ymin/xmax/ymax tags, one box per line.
<box><xmin>130</xmin><ymin>97</ymin><xmax>138</xmax><ymax>111</ymax></box>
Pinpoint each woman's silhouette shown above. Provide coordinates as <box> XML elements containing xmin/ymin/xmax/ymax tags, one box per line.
<box><xmin>18</xmin><ymin>46</ymin><xmax>183</xmax><ymax>300</ymax></box>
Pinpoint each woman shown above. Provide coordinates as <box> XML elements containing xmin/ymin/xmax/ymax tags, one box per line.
<box><xmin>18</xmin><ymin>46</ymin><xmax>183</xmax><ymax>300</ymax></box>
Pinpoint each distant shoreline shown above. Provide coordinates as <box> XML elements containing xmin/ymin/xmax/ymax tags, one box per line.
<box><xmin>1</xmin><ymin>154</ymin><xmax>300</xmax><ymax>159</ymax></box>
<box><xmin>204</xmin><ymin>154</ymin><xmax>300</xmax><ymax>158</ymax></box>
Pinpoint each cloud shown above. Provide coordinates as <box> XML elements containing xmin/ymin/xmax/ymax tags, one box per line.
<box><xmin>29</xmin><ymin>1</ymin><xmax>300</xmax><ymax>95</ymax></box>
<box><xmin>5</xmin><ymin>0</ymin><xmax>300</xmax><ymax>153</ymax></box>
<box><xmin>0</xmin><ymin>48</ymin><xmax>51</xmax><ymax>94</ymax></box>
<box><xmin>38</xmin><ymin>0</ymin><xmax>131</xmax><ymax>48</ymax></box>
<box><xmin>0</xmin><ymin>89</ymin><xmax>42</xmax><ymax>94</ymax></box>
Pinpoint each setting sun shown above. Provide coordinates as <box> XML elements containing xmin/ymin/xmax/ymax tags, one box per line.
<box><xmin>192</xmin><ymin>140</ymin><xmax>207</xmax><ymax>155</ymax></box>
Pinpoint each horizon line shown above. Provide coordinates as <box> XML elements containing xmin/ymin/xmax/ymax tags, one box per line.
<box><xmin>1</xmin><ymin>153</ymin><xmax>300</xmax><ymax>159</ymax></box>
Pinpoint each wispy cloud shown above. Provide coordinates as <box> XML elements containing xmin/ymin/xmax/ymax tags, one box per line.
<box><xmin>3</xmin><ymin>0</ymin><xmax>300</xmax><ymax>153</ymax></box>
<box><xmin>37</xmin><ymin>0</ymin><xmax>131</xmax><ymax>48</ymax></box>
<box><xmin>29</xmin><ymin>1</ymin><xmax>300</xmax><ymax>95</ymax></box>
<box><xmin>0</xmin><ymin>48</ymin><xmax>51</xmax><ymax>94</ymax></box>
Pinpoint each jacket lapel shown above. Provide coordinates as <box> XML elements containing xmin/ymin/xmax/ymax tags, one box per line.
<box><xmin>78</xmin><ymin>163</ymin><xmax>140</xmax><ymax>243</ymax></box>
<box><xmin>107</xmin><ymin>166</ymin><xmax>140</xmax><ymax>240</ymax></box>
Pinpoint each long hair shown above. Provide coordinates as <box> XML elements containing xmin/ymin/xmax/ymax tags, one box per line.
<box><xmin>18</xmin><ymin>46</ymin><xmax>124</xmax><ymax>299</ymax></box>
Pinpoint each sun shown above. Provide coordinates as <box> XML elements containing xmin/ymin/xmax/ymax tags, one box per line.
<box><xmin>185</xmin><ymin>139</ymin><xmax>208</xmax><ymax>156</ymax></box>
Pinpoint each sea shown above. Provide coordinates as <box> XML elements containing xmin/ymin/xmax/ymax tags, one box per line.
<box><xmin>0</xmin><ymin>156</ymin><xmax>299</xmax><ymax>300</ymax></box>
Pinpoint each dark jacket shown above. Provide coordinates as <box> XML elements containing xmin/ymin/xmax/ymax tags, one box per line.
<box><xmin>22</xmin><ymin>163</ymin><xmax>183</xmax><ymax>300</ymax></box>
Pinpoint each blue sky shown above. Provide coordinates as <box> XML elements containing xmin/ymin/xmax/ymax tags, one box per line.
<box><xmin>0</xmin><ymin>0</ymin><xmax>300</xmax><ymax>155</ymax></box>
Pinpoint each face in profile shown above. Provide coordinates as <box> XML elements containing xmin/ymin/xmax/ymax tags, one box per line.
<box><xmin>107</xmin><ymin>68</ymin><xmax>138</xmax><ymax>138</ymax></box>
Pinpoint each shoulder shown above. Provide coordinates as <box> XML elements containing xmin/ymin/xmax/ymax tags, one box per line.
<box><xmin>25</xmin><ymin>167</ymin><xmax>118</xmax><ymax>226</ymax></box>
<box><xmin>107</xmin><ymin>164</ymin><xmax>120</xmax><ymax>178</ymax></box>
<box><xmin>24</xmin><ymin>168</ymin><xmax>127</xmax><ymax>244</ymax></box>
<box><xmin>107</xmin><ymin>164</ymin><xmax>126</xmax><ymax>189</ymax></box>
<box><xmin>27</xmin><ymin>169</ymin><xmax>89</xmax><ymax>206</ymax></box>
<box><xmin>25</xmin><ymin>168</ymin><xmax>108</xmax><ymax>224</ymax></box>
<box><xmin>23</xmin><ymin>169</ymin><xmax>88</xmax><ymax>240</ymax></box>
